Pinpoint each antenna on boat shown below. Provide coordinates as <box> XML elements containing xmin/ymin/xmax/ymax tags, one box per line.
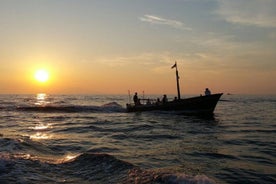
<box><xmin>171</xmin><ymin>62</ymin><xmax>181</xmax><ymax>99</ymax></box>
<box><xmin>128</xmin><ymin>90</ymin><xmax>131</xmax><ymax>104</ymax></box>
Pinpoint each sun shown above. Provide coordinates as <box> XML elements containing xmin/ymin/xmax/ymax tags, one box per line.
<box><xmin>34</xmin><ymin>69</ymin><xmax>49</xmax><ymax>83</ymax></box>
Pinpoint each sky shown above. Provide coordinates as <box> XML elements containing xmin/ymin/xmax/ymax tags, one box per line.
<box><xmin>0</xmin><ymin>0</ymin><xmax>275</xmax><ymax>95</ymax></box>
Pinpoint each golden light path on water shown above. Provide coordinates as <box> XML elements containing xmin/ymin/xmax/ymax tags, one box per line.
<box><xmin>12</xmin><ymin>150</ymin><xmax>79</xmax><ymax>165</ymax></box>
<box><xmin>30</xmin><ymin>123</ymin><xmax>53</xmax><ymax>131</ymax></box>
<box><xmin>30</xmin><ymin>132</ymin><xmax>52</xmax><ymax>140</ymax></box>
<box><xmin>35</xmin><ymin>93</ymin><xmax>50</xmax><ymax>106</ymax></box>
<box><xmin>26</xmin><ymin>93</ymin><xmax>80</xmax><ymax>164</ymax></box>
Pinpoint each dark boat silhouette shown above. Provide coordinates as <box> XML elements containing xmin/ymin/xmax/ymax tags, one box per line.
<box><xmin>126</xmin><ymin>62</ymin><xmax>223</xmax><ymax>115</ymax></box>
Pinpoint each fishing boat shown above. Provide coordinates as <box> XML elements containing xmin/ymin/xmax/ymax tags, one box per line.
<box><xmin>126</xmin><ymin>62</ymin><xmax>223</xmax><ymax>115</ymax></box>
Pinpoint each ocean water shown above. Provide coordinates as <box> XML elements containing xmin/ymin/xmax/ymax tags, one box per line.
<box><xmin>0</xmin><ymin>94</ymin><xmax>275</xmax><ymax>184</ymax></box>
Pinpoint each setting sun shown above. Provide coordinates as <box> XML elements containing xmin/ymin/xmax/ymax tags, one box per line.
<box><xmin>34</xmin><ymin>69</ymin><xmax>49</xmax><ymax>83</ymax></box>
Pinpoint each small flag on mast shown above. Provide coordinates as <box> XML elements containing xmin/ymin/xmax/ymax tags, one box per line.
<box><xmin>171</xmin><ymin>63</ymin><xmax>177</xmax><ymax>69</ymax></box>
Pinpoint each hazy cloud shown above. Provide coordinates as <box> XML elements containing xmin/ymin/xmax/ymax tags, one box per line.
<box><xmin>98</xmin><ymin>52</ymin><xmax>172</xmax><ymax>67</ymax></box>
<box><xmin>216</xmin><ymin>0</ymin><xmax>276</xmax><ymax>28</ymax></box>
<box><xmin>139</xmin><ymin>14</ymin><xmax>192</xmax><ymax>30</ymax></box>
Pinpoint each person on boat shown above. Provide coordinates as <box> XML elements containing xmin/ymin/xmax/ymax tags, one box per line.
<box><xmin>156</xmin><ymin>98</ymin><xmax>161</xmax><ymax>105</ymax></box>
<box><xmin>146</xmin><ymin>98</ymin><xmax>151</xmax><ymax>105</ymax></box>
<box><xmin>133</xmin><ymin>92</ymin><xmax>139</xmax><ymax>105</ymax></box>
<box><xmin>173</xmin><ymin>97</ymin><xmax>178</xmax><ymax>101</ymax></box>
<box><xmin>205</xmin><ymin>88</ymin><xmax>211</xmax><ymax>96</ymax></box>
<box><xmin>162</xmin><ymin>94</ymin><xmax>168</xmax><ymax>103</ymax></box>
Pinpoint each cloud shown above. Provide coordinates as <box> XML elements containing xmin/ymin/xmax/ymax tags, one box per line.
<box><xmin>216</xmin><ymin>0</ymin><xmax>276</xmax><ymax>28</ymax></box>
<box><xmin>139</xmin><ymin>14</ymin><xmax>192</xmax><ymax>31</ymax></box>
<box><xmin>97</xmin><ymin>52</ymin><xmax>173</xmax><ymax>67</ymax></box>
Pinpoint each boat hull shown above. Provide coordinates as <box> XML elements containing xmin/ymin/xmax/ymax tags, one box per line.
<box><xmin>126</xmin><ymin>93</ymin><xmax>223</xmax><ymax>115</ymax></box>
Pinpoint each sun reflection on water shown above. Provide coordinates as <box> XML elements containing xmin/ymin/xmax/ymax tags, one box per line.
<box><xmin>35</xmin><ymin>93</ymin><xmax>50</xmax><ymax>106</ymax></box>
<box><xmin>30</xmin><ymin>123</ymin><xmax>53</xmax><ymax>131</ymax></box>
<box><xmin>65</xmin><ymin>154</ymin><xmax>78</xmax><ymax>161</ymax></box>
<box><xmin>13</xmin><ymin>153</ymin><xmax>31</xmax><ymax>160</ymax></box>
<box><xmin>29</xmin><ymin>122</ymin><xmax>53</xmax><ymax>140</ymax></box>
<box><xmin>56</xmin><ymin>154</ymin><xmax>80</xmax><ymax>164</ymax></box>
<box><xmin>30</xmin><ymin>132</ymin><xmax>52</xmax><ymax>140</ymax></box>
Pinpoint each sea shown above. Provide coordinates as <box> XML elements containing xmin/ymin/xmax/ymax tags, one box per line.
<box><xmin>0</xmin><ymin>94</ymin><xmax>275</xmax><ymax>184</ymax></box>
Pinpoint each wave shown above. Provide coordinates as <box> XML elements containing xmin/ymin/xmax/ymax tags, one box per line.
<box><xmin>15</xmin><ymin>102</ymin><xmax>125</xmax><ymax>113</ymax></box>
<box><xmin>0</xmin><ymin>137</ymin><xmax>216</xmax><ymax>184</ymax></box>
<box><xmin>0</xmin><ymin>137</ymin><xmax>63</xmax><ymax>158</ymax></box>
<box><xmin>126</xmin><ymin>167</ymin><xmax>215</xmax><ymax>184</ymax></box>
<box><xmin>61</xmin><ymin>152</ymin><xmax>216</xmax><ymax>184</ymax></box>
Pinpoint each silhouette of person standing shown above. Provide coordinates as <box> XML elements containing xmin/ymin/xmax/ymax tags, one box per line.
<box><xmin>162</xmin><ymin>94</ymin><xmax>168</xmax><ymax>103</ymax></box>
<box><xmin>205</xmin><ymin>88</ymin><xmax>211</xmax><ymax>95</ymax></box>
<box><xmin>133</xmin><ymin>92</ymin><xmax>138</xmax><ymax>105</ymax></box>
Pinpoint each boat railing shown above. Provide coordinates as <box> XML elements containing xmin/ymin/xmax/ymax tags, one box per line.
<box><xmin>126</xmin><ymin>98</ymin><xmax>156</xmax><ymax>106</ymax></box>
<box><xmin>128</xmin><ymin>98</ymin><xmax>174</xmax><ymax>106</ymax></box>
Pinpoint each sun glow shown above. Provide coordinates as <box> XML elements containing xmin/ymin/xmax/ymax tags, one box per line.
<box><xmin>34</xmin><ymin>69</ymin><xmax>49</xmax><ymax>83</ymax></box>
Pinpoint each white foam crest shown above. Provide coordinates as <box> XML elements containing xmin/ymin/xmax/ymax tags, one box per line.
<box><xmin>101</xmin><ymin>102</ymin><xmax>125</xmax><ymax>112</ymax></box>
<box><xmin>55</xmin><ymin>153</ymin><xmax>81</xmax><ymax>164</ymax></box>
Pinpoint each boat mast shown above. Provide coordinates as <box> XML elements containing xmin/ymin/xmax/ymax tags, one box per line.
<box><xmin>172</xmin><ymin>62</ymin><xmax>181</xmax><ymax>99</ymax></box>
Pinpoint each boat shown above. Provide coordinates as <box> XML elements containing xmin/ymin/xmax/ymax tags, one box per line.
<box><xmin>126</xmin><ymin>62</ymin><xmax>223</xmax><ymax>115</ymax></box>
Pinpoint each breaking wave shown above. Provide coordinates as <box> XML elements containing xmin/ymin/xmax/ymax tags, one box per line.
<box><xmin>15</xmin><ymin>102</ymin><xmax>125</xmax><ymax>113</ymax></box>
